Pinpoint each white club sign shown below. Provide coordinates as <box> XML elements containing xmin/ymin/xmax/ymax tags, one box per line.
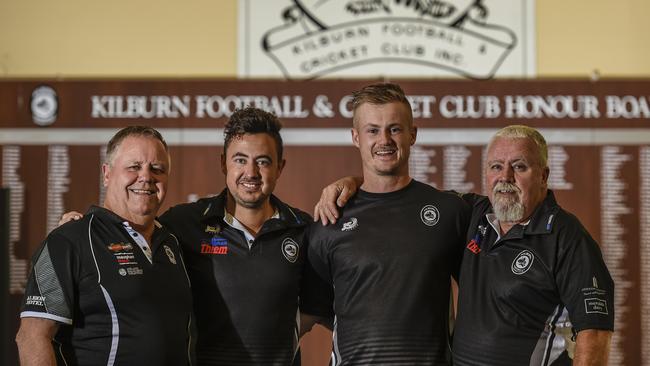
<box><xmin>238</xmin><ymin>0</ymin><xmax>535</xmax><ymax>79</ymax></box>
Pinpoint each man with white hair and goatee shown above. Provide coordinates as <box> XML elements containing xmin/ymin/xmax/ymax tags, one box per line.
<box><xmin>452</xmin><ymin>125</ymin><xmax>614</xmax><ymax>366</ymax></box>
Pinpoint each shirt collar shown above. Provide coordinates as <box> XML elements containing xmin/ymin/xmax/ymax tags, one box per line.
<box><xmin>201</xmin><ymin>189</ymin><xmax>307</xmax><ymax>229</ymax></box>
<box><xmin>485</xmin><ymin>213</ymin><xmax>530</xmax><ymax>240</ymax></box>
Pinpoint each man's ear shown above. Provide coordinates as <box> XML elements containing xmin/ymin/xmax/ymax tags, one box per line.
<box><xmin>542</xmin><ymin>166</ymin><xmax>550</xmax><ymax>185</ymax></box>
<box><xmin>351</xmin><ymin>128</ymin><xmax>360</xmax><ymax>148</ymax></box>
<box><xmin>101</xmin><ymin>163</ymin><xmax>110</xmax><ymax>187</ymax></box>
<box><xmin>410</xmin><ymin>125</ymin><xmax>418</xmax><ymax>146</ymax></box>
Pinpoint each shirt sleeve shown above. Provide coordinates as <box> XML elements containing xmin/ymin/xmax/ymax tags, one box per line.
<box><xmin>20</xmin><ymin>232</ymin><xmax>78</xmax><ymax>325</ymax></box>
<box><xmin>300</xmin><ymin>224</ymin><xmax>334</xmax><ymax>317</ymax></box>
<box><xmin>554</xmin><ymin>221</ymin><xmax>615</xmax><ymax>332</ymax></box>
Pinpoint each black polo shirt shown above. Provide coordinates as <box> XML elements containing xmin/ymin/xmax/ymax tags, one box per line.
<box><xmin>21</xmin><ymin>205</ymin><xmax>193</xmax><ymax>366</ymax></box>
<box><xmin>308</xmin><ymin>179</ymin><xmax>470</xmax><ymax>365</ymax></box>
<box><xmin>159</xmin><ymin>190</ymin><xmax>333</xmax><ymax>366</ymax></box>
<box><xmin>453</xmin><ymin>191</ymin><xmax>614</xmax><ymax>366</ymax></box>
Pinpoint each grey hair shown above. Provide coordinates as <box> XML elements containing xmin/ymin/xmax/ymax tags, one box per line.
<box><xmin>488</xmin><ymin>125</ymin><xmax>548</xmax><ymax>167</ymax></box>
<box><xmin>105</xmin><ymin>126</ymin><xmax>168</xmax><ymax>165</ymax></box>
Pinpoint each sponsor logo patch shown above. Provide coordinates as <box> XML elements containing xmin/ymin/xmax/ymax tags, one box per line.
<box><xmin>420</xmin><ymin>205</ymin><xmax>440</xmax><ymax>226</ymax></box>
<box><xmin>126</xmin><ymin>267</ymin><xmax>143</xmax><ymax>276</ymax></box>
<box><xmin>164</xmin><ymin>245</ymin><xmax>177</xmax><ymax>264</ymax></box>
<box><xmin>511</xmin><ymin>250</ymin><xmax>534</xmax><ymax>275</ymax></box>
<box><xmin>282</xmin><ymin>238</ymin><xmax>299</xmax><ymax>263</ymax></box>
<box><xmin>205</xmin><ymin>225</ymin><xmax>220</xmax><ymax>234</ymax></box>
<box><xmin>118</xmin><ymin>267</ymin><xmax>143</xmax><ymax>276</ymax></box>
<box><xmin>585</xmin><ymin>298</ymin><xmax>609</xmax><ymax>315</ymax></box>
<box><xmin>341</xmin><ymin>217</ymin><xmax>358</xmax><ymax>232</ymax></box>
<box><xmin>115</xmin><ymin>253</ymin><xmax>137</xmax><ymax>266</ymax></box>
<box><xmin>201</xmin><ymin>236</ymin><xmax>228</xmax><ymax>255</ymax></box>
<box><xmin>26</xmin><ymin>295</ymin><xmax>45</xmax><ymax>306</ymax></box>
<box><xmin>107</xmin><ymin>242</ymin><xmax>133</xmax><ymax>252</ymax></box>
<box><xmin>466</xmin><ymin>239</ymin><xmax>481</xmax><ymax>254</ymax></box>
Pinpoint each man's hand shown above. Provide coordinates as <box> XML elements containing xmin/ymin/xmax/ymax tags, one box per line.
<box><xmin>573</xmin><ymin>329</ymin><xmax>612</xmax><ymax>366</ymax></box>
<box><xmin>58</xmin><ymin>211</ymin><xmax>83</xmax><ymax>227</ymax></box>
<box><xmin>313</xmin><ymin>176</ymin><xmax>362</xmax><ymax>225</ymax></box>
<box><xmin>16</xmin><ymin>317</ymin><xmax>59</xmax><ymax>366</ymax></box>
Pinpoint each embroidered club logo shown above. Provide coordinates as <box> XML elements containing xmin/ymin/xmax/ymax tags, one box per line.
<box><xmin>282</xmin><ymin>238</ymin><xmax>299</xmax><ymax>263</ymax></box>
<box><xmin>164</xmin><ymin>245</ymin><xmax>177</xmax><ymax>264</ymax></box>
<box><xmin>118</xmin><ymin>268</ymin><xmax>127</xmax><ymax>276</ymax></box>
<box><xmin>511</xmin><ymin>250</ymin><xmax>534</xmax><ymax>275</ymax></box>
<box><xmin>201</xmin><ymin>236</ymin><xmax>228</xmax><ymax>255</ymax></box>
<box><xmin>341</xmin><ymin>217</ymin><xmax>358</xmax><ymax>232</ymax></box>
<box><xmin>420</xmin><ymin>205</ymin><xmax>440</xmax><ymax>226</ymax></box>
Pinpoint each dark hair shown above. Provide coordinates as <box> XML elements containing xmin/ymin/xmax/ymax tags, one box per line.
<box><xmin>105</xmin><ymin>126</ymin><xmax>168</xmax><ymax>164</ymax></box>
<box><xmin>224</xmin><ymin>107</ymin><xmax>284</xmax><ymax>159</ymax></box>
<box><xmin>350</xmin><ymin>82</ymin><xmax>413</xmax><ymax>124</ymax></box>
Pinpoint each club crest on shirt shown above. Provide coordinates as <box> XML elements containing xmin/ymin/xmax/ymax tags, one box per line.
<box><xmin>282</xmin><ymin>238</ymin><xmax>299</xmax><ymax>263</ymax></box>
<box><xmin>282</xmin><ymin>238</ymin><xmax>300</xmax><ymax>263</ymax></box>
<box><xmin>164</xmin><ymin>245</ymin><xmax>177</xmax><ymax>264</ymax></box>
<box><xmin>420</xmin><ymin>205</ymin><xmax>440</xmax><ymax>226</ymax></box>
<box><xmin>341</xmin><ymin>217</ymin><xmax>358</xmax><ymax>231</ymax></box>
<box><xmin>511</xmin><ymin>250</ymin><xmax>534</xmax><ymax>275</ymax></box>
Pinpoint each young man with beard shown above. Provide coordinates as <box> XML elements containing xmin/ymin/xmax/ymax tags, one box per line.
<box><xmin>307</xmin><ymin>83</ymin><xmax>470</xmax><ymax>365</ymax></box>
<box><xmin>17</xmin><ymin>127</ymin><xmax>192</xmax><ymax>366</ymax></box>
<box><xmin>158</xmin><ymin>107</ymin><xmax>332</xmax><ymax>365</ymax></box>
<box><xmin>317</xmin><ymin>124</ymin><xmax>614</xmax><ymax>365</ymax></box>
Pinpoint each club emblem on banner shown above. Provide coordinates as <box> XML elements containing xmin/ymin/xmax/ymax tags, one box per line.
<box><xmin>256</xmin><ymin>0</ymin><xmax>518</xmax><ymax>79</ymax></box>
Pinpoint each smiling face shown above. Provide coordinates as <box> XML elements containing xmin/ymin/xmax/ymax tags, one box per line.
<box><xmin>486</xmin><ymin>136</ymin><xmax>549</xmax><ymax>224</ymax></box>
<box><xmin>221</xmin><ymin>133</ymin><xmax>285</xmax><ymax>210</ymax></box>
<box><xmin>102</xmin><ymin>135</ymin><xmax>169</xmax><ymax>225</ymax></box>
<box><xmin>352</xmin><ymin>101</ymin><xmax>417</xmax><ymax>181</ymax></box>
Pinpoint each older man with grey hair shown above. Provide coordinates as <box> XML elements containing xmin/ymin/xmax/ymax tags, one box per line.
<box><xmin>452</xmin><ymin>125</ymin><xmax>614</xmax><ymax>366</ymax></box>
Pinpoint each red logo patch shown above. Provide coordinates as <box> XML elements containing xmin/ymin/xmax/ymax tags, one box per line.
<box><xmin>200</xmin><ymin>237</ymin><xmax>228</xmax><ymax>255</ymax></box>
<box><xmin>201</xmin><ymin>244</ymin><xmax>228</xmax><ymax>254</ymax></box>
<box><xmin>466</xmin><ymin>239</ymin><xmax>481</xmax><ymax>254</ymax></box>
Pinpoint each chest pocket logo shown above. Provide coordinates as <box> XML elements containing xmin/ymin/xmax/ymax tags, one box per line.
<box><xmin>420</xmin><ymin>205</ymin><xmax>440</xmax><ymax>226</ymax></box>
<box><xmin>282</xmin><ymin>238</ymin><xmax>299</xmax><ymax>263</ymax></box>
<box><xmin>511</xmin><ymin>250</ymin><xmax>534</xmax><ymax>275</ymax></box>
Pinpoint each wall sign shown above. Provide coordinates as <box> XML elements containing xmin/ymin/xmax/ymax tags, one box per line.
<box><xmin>238</xmin><ymin>0</ymin><xmax>535</xmax><ymax>79</ymax></box>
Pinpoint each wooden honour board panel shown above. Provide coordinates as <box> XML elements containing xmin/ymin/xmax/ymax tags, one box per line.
<box><xmin>2</xmin><ymin>79</ymin><xmax>650</xmax><ymax>365</ymax></box>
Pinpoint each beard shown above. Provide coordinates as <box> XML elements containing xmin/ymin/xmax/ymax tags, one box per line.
<box><xmin>232</xmin><ymin>192</ymin><xmax>266</xmax><ymax>209</ymax></box>
<box><xmin>229</xmin><ymin>178</ymin><xmax>269</xmax><ymax>209</ymax></box>
<box><xmin>492</xmin><ymin>182</ymin><xmax>525</xmax><ymax>222</ymax></box>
